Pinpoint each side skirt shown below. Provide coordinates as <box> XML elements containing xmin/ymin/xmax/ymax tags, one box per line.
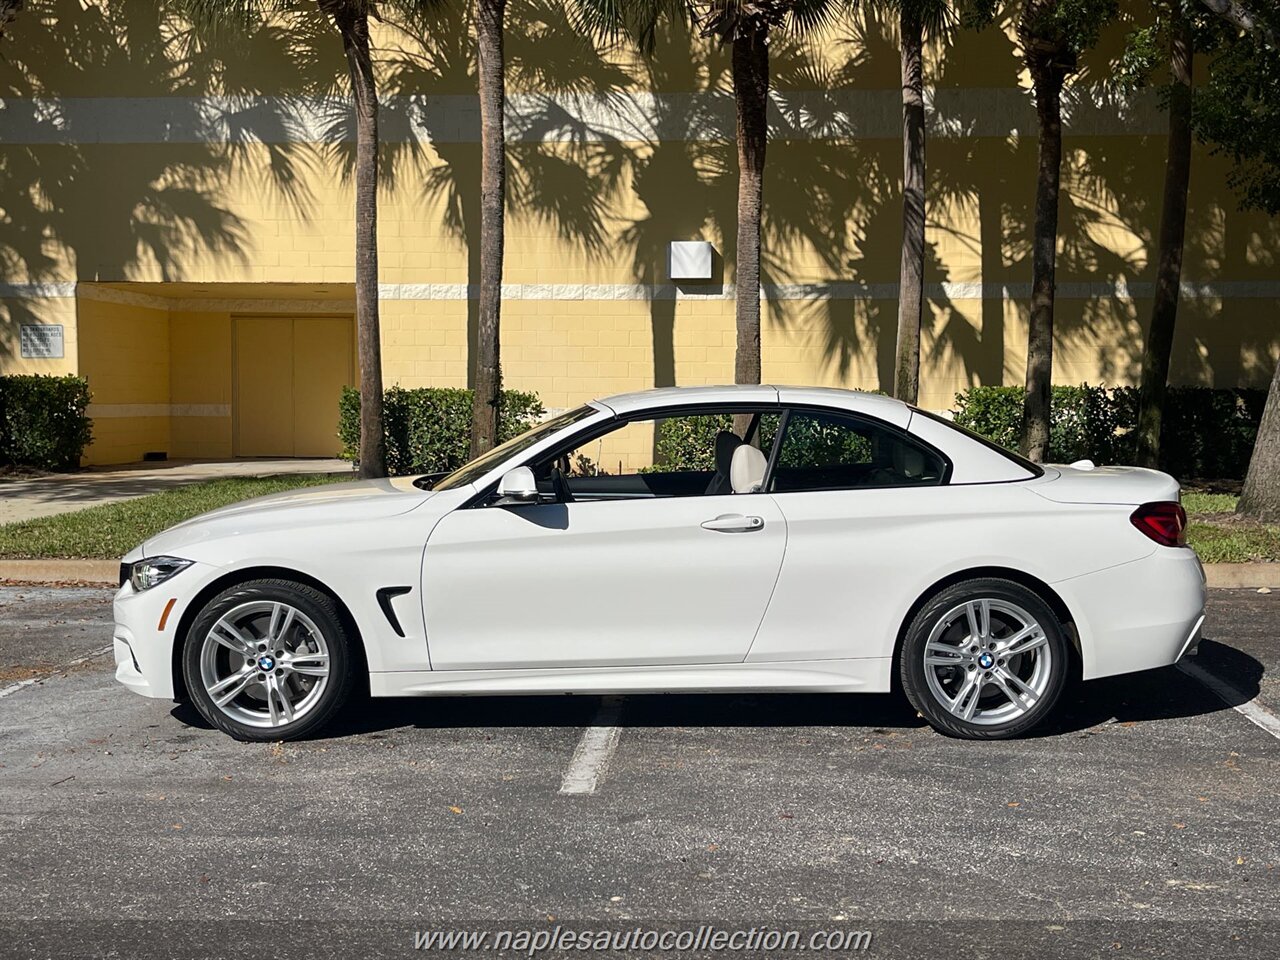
<box><xmin>368</xmin><ymin>658</ymin><xmax>893</xmax><ymax>697</ymax></box>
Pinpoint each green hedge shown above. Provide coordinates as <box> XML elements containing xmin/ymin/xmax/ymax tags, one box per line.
<box><xmin>951</xmin><ymin>384</ymin><xmax>1265</xmax><ymax>479</ymax></box>
<box><xmin>0</xmin><ymin>375</ymin><xmax>93</xmax><ymax>470</ymax></box>
<box><xmin>339</xmin><ymin>386</ymin><xmax>544</xmax><ymax>476</ymax></box>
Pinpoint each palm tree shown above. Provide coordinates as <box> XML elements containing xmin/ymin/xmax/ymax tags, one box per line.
<box><xmin>470</xmin><ymin>0</ymin><xmax>507</xmax><ymax>457</ymax></box>
<box><xmin>180</xmin><ymin>0</ymin><xmax>388</xmax><ymax>477</ymax></box>
<box><xmin>887</xmin><ymin>0</ymin><xmax>953</xmax><ymax>405</ymax></box>
<box><xmin>576</xmin><ymin>0</ymin><xmax>839</xmax><ymax>386</ymax></box>
<box><xmin>1134</xmin><ymin>3</ymin><xmax>1194</xmax><ymax>468</ymax></box>
<box><xmin>1014</xmin><ymin>0</ymin><xmax>1115</xmax><ymax>461</ymax></box>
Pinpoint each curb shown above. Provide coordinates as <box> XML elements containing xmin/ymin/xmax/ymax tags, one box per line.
<box><xmin>0</xmin><ymin>559</ymin><xmax>117</xmax><ymax>585</ymax></box>
<box><xmin>1202</xmin><ymin>563</ymin><xmax>1280</xmax><ymax>589</ymax></box>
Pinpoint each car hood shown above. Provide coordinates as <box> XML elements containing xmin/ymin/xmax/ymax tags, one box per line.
<box><xmin>139</xmin><ymin>476</ymin><xmax>434</xmax><ymax>558</ymax></box>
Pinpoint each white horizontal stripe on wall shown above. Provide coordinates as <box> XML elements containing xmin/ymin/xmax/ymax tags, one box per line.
<box><xmin>6</xmin><ymin>280</ymin><xmax>1278</xmax><ymax>307</ymax></box>
<box><xmin>0</xmin><ymin>87</ymin><xmax>1164</xmax><ymax>145</ymax></box>
<box><xmin>71</xmin><ymin>284</ymin><xmax>358</xmax><ymax>315</ymax></box>
<box><xmin>386</xmin><ymin>280</ymin><xmax>1280</xmax><ymax>302</ymax></box>
<box><xmin>86</xmin><ymin>403</ymin><xmax>231</xmax><ymax>419</ymax></box>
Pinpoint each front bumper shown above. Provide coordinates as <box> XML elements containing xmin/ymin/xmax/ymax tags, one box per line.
<box><xmin>111</xmin><ymin>561</ymin><xmax>215</xmax><ymax>700</ymax></box>
<box><xmin>1056</xmin><ymin>547</ymin><xmax>1207</xmax><ymax>680</ymax></box>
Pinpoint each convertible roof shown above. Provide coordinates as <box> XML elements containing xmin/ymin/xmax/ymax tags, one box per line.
<box><xmin>595</xmin><ymin>384</ymin><xmax>912</xmax><ymax>426</ymax></box>
<box><xmin>595</xmin><ymin>384</ymin><xmax>778</xmax><ymax>414</ymax></box>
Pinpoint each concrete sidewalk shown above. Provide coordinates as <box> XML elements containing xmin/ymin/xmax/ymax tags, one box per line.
<box><xmin>0</xmin><ymin>458</ymin><xmax>353</xmax><ymax>525</ymax></box>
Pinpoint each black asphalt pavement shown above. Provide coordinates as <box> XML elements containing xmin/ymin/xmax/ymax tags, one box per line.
<box><xmin>0</xmin><ymin>586</ymin><xmax>1277</xmax><ymax>959</ymax></box>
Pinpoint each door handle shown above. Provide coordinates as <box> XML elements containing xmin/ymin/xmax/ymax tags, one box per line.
<box><xmin>700</xmin><ymin>513</ymin><xmax>765</xmax><ymax>533</ymax></box>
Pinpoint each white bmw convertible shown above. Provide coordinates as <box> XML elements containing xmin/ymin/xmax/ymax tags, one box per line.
<box><xmin>114</xmin><ymin>386</ymin><xmax>1205</xmax><ymax>741</ymax></box>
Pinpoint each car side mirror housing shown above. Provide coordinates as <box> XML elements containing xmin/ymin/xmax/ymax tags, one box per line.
<box><xmin>496</xmin><ymin>466</ymin><xmax>539</xmax><ymax>505</ymax></box>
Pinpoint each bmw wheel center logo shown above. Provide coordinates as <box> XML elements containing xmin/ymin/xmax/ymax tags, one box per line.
<box><xmin>978</xmin><ymin>652</ymin><xmax>995</xmax><ymax>669</ymax></box>
<box><xmin>257</xmin><ymin>654</ymin><xmax>276</xmax><ymax>671</ymax></box>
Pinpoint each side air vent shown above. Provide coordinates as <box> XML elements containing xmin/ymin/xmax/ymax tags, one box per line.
<box><xmin>375</xmin><ymin>587</ymin><xmax>413</xmax><ymax>637</ymax></box>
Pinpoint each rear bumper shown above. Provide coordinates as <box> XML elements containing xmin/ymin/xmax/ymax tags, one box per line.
<box><xmin>1055</xmin><ymin>548</ymin><xmax>1206</xmax><ymax>680</ymax></box>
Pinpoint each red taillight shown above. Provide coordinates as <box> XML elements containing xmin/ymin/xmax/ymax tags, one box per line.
<box><xmin>1130</xmin><ymin>501</ymin><xmax>1187</xmax><ymax>547</ymax></box>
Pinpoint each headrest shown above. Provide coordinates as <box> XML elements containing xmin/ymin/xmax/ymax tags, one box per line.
<box><xmin>714</xmin><ymin>430</ymin><xmax>743</xmax><ymax>474</ymax></box>
<box><xmin>730</xmin><ymin>444</ymin><xmax>768</xmax><ymax>494</ymax></box>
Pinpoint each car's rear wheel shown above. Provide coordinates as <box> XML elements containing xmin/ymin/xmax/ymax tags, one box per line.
<box><xmin>900</xmin><ymin>578</ymin><xmax>1069</xmax><ymax>740</ymax></box>
<box><xmin>182</xmin><ymin>579</ymin><xmax>355</xmax><ymax>742</ymax></box>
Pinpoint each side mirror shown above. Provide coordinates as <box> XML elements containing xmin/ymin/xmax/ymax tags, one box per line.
<box><xmin>496</xmin><ymin>466</ymin><xmax>539</xmax><ymax>505</ymax></box>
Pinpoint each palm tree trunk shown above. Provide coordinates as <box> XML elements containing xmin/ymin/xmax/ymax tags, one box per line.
<box><xmin>1239</xmin><ymin>358</ymin><xmax>1280</xmax><ymax>520</ymax></box>
<box><xmin>894</xmin><ymin>7</ymin><xmax>926</xmax><ymax>405</ymax></box>
<box><xmin>1134</xmin><ymin>16</ymin><xmax>1193</xmax><ymax>469</ymax></box>
<box><xmin>732</xmin><ymin>31</ymin><xmax>768</xmax><ymax>386</ymax></box>
<box><xmin>1019</xmin><ymin>64</ymin><xmax>1065</xmax><ymax>462</ymax></box>
<box><xmin>470</xmin><ymin>0</ymin><xmax>507</xmax><ymax>459</ymax></box>
<box><xmin>337</xmin><ymin>10</ymin><xmax>387</xmax><ymax>479</ymax></box>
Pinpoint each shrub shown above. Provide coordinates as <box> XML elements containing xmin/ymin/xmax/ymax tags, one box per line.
<box><xmin>951</xmin><ymin>384</ymin><xmax>1266</xmax><ymax>479</ymax></box>
<box><xmin>339</xmin><ymin>386</ymin><xmax>544</xmax><ymax>476</ymax></box>
<box><xmin>951</xmin><ymin>386</ymin><xmax>1023</xmax><ymax>452</ymax></box>
<box><xmin>652</xmin><ymin>412</ymin><xmax>786</xmax><ymax>472</ymax></box>
<box><xmin>0</xmin><ymin>375</ymin><xmax>93</xmax><ymax>470</ymax></box>
<box><xmin>654</xmin><ymin>414</ymin><xmax>733</xmax><ymax>472</ymax></box>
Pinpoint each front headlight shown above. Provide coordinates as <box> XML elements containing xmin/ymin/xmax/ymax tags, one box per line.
<box><xmin>129</xmin><ymin>556</ymin><xmax>193</xmax><ymax>592</ymax></box>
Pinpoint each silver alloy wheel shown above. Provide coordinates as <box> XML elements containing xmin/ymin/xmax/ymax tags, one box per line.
<box><xmin>198</xmin><ymin>600</ymin><xmax>331</xmax><ymax>729</ymax></box>
<box><xmin>922</xmin><ymin>598</ymin><xmax>1052</xmax><ymax>726</ymax></box>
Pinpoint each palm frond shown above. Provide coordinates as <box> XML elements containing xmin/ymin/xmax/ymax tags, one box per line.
<box><xmin>170</xmin><ymin>0</ymin><xmax>281</xmax><ymax>33</ymax></box>
<box><xmin>570</xmin><ymin>0</ymin><xmax>692</xmax><ymax>54</ymax></box>
<box><xmin>789</xmin><ymin>0</ymin><xmax>847</xmax><ymax>36</ymax></box>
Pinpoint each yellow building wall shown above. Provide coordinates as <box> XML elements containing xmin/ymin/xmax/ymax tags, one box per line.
<box><xmin>170</xmin><ymin>311</ymin><xmax>234</xmax><ymax>460</ymax></box>
<box><xmin>76</xmin><ymin>296</ymin><xmax>171</xmax><ymax>464</ymax></box>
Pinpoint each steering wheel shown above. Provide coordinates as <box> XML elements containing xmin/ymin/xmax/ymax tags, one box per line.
<box><xmin>550</xmin><ymin>466</ymin><xmax>575</xmax><ymax>504</ymax></box>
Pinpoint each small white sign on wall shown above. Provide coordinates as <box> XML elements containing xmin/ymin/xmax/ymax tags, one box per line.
<box><xmin>668</xmin><ymin>241</ymin><xmax>714</xmax><ymax>281</ymax></box>
<box><xmin>19</xmin><ymin>324</ymin><xmax>64</xmax><ymax>359</ymax></box>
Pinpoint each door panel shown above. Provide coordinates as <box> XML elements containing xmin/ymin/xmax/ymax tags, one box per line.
<box><xmin>233</xmin><ymin>316</ymin><xmax>352</xmax><ymax>457</ymax></box>
<box><xmin>234</xmin><ymin>317</ymin><xmax>294</xmax><ymax>457</ymax></box>
<box><xmin>293</xmin><ymin>318</ymin><xmax>353</xmax><ymax>457</ymax></box>
<box><xmin>421</xmin><ymin>494</ymin><xmax>788</xmax><ymax>670</ymax></box>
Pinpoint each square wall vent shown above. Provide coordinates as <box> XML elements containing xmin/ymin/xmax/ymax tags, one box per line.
<box><xmin>668</xmin><ymin>241</ymin><xmax>714</xmax><ymax>281</ymax></box>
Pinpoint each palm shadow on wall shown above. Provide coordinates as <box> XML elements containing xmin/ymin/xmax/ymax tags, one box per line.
<box><xmin>623</xmin><ymin>21</ymin><xmax>889</xmax><ymax>392</ymax></box>
<box><xmin>784</xmin><ymin>7</ymin><xmax>952</xmax><ymax>393</ymax></box>
<box><xmin>0</xmin><ymin>0</ymin><xmax>324</xmax><ymax>359</ymax></box>
<box><xmin>380</xmin><ymin>10</ymin><xmax>907</xmax><ymax>395</ymax></box>
<box><xmin>268</xmin><ymin>4</ymin><xmax>1276</xmax><ymax>401</ymax></box>
<box><xmin>379</xmin><ymin>1</ymin><xmax>636</xmax><ymax>388</ymax></box>
<box><xmin>928</xmin><ymin>10</ymin><xmax>1150</xmax><ymax>398</ymax></box>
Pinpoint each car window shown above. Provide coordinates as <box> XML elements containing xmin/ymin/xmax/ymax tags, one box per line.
<box><xmin>528</xmin><ymin>410</ymin><xmax>780</xmax><ymax>501</ymax></box>
<box><xmin>769</xmin><ymin>410</ymin><xmax>946</xmax><ymax>492</ymax></box>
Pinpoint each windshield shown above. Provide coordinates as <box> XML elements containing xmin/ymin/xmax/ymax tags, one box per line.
<box><xmin>427</xmin><ymin>404</ymin><xmax>599</xmax><ymax>491</ymax></box>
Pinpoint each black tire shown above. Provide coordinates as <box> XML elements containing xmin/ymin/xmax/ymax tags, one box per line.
<box><xmin>182</xmin><ymin>578</ymin><xmax>356</xmax><ymax>742</ymax></box>
<box><xmin>900</xmin><ymin>578</ymin><xmax>1069</xmax><ymax>740</ymax></box>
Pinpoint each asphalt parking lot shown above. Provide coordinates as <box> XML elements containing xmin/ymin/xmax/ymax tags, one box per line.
<box><xmin>1</xmin><ymin>587</ymin><xmax>1277</xmax><ymax>959</ymax></box>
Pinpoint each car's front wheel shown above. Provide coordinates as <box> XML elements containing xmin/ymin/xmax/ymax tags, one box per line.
<box><xmin>900</xmin><ymin>578</ymin><xmax>1069</xmax><ymax>740</ymax></box>
<box><xmin>182</xmin><ymin>579</ymin><xmax>356</xmax><ymax>742</ymax></box>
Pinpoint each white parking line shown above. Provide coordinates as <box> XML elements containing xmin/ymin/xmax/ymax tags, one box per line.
<box><xmin>0</xmin><ymin>645</ymin><xmax>114</xmax><ymax>701</ymax></box>
<box><xmin>559</xmin><ymin>696</ymin><xmax>624</xmax><ymax>795</ymax></box>
<box><xmin>1178</xmin><ymin>659</ymin><xmax>1280</xmax><ymax>741</ymax></box>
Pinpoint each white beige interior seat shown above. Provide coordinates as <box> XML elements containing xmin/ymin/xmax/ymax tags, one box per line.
<box><xmin>730</xmin><ymin>444</ymin><xmax>767</xmax><ymax>494</ymax></box>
